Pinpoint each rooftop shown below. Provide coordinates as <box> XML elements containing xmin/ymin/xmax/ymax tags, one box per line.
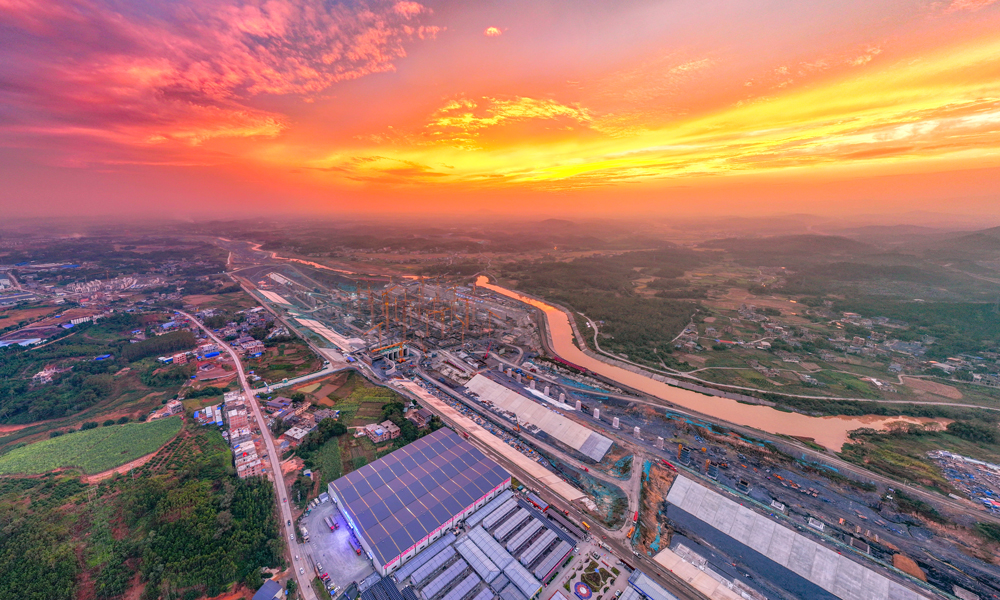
<box><xmin>330</xmin><ymin>428</ymin><xmax>510</xmax><ymax>568</ymax></box>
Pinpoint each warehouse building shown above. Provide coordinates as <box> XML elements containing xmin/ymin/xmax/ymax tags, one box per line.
<box><xmin>329</xmin><ymin>429</ymin><xmax>511</xmax><ymax>576</ymax></box>
<box><xmin>389</xmin><ymin>491</ymin><xmax>578</xmax><ymax>600</ymax></box>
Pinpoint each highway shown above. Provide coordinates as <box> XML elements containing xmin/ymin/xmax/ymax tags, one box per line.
<box><xmin>181</xmin><ymin>311</ymin><xmax>318</xmax><ymax>600</ymax></box>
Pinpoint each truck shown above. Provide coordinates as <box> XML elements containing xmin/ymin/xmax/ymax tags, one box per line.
<box><xmin>348</xmin><ymin>536</ymin><xmax>362</xmax><ymax>555</ymax></box>
<box><xmin>581</xmin><ymin>520</ymin><xmax>590</xmax><ymax>530</ymax></box>
<box><xmin>632</xmin><ymin>511</ymin><xmax>638</xmax><ymax>523</ymax></box>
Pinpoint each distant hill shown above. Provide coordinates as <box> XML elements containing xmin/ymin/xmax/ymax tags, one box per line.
<box><xmin>699</xmin><ymin>234</ymin><xmax>875</xmax><ymax>268</ymax></box>
<box><xmin>920</xmin><ymin>226</ymin><xmax>1000</xmax><ymax>261</ymax></box>
<box><xmin>702</xmin><ymin>234</ymin><xmax>873</xmax><ymax>254</ymax></box>
<box><xmin>826</xmin><ymin>225</ymin><xmax>959</xmax><ymax>248</ymax></box>
<box><xmin>536</xmin><ymin>218</ymin><xmax>576</xmax><ymax>230</ymax></box>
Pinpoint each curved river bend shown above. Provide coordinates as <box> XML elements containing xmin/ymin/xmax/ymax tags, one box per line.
<box><xmin>475</xmin><ymin>277</ymin><xmax>940</xmax><ymax>450</ymax></box>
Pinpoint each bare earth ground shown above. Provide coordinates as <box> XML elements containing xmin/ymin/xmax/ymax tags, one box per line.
<box><xmin>637</xmin><ymin>461</ymin><xmax>677</xmax><ymax>554</ymax></box>
<box><xmin>902</xmin><ymin>376</ymin><xmax>963</xmax><ymax>400</ymax></box>
<box><xmin>0</xmin><ymin>422</ymin><xmax>42</xmax><ymax>433</ymax></box>
<box><xmin>181</xmin><ymin>294</ymin><xmax>222</xmax><ymax>306</ymax></box>
<box><xmin>892</xmin><ymin>554</ymin><xmax>927</xmax><ymax>582</ymax></box>
<box><xmin>83</xmin><ymin>450</ymin><xmax>161</xmax><ymax>483</ymax></box>
<box><xmin>0</xmin><ymin>305</ymin><xmax>58</xmax><ymax>322</ymax></box>
<box><xmin>679</xmin><ymin>353</ymin><xmax>706</xmax><ymax>366</ymax></box>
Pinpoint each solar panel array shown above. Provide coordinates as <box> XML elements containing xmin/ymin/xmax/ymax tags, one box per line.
<box><xmin>493</xmin><ymin>508</ymin><xmax>530</xmax><ymax>542</ymax></box>
<box><xmin>438</xmin><ymin>572</ymin><xmax>481</xmax><ymax>600</ymax></box>
<box><xmin>466</xmin><ymin>490</ymin><xmax>514</xmax><ymax>528</ymax></box>
<box><xmin>481</xmin><ymin>499</ymin><xmax>519</xmax><ymax>530</ymax></box>
<box><xmin>420</xmin><ymin>559</ymin><xmax>469</xmax><ymax>600</ymax></box>
<box><xmin>518</xmin><ymin>530</ymin><xmax>557</xmax><ymax>567</ymax></box>
<box><xmin>411</xmin><ymin>547</ymin><xmax>457</xmax><ymax>585</ymax></box>
<box><xmin>502</xmin><ymin>557</ymin><xmax>542</xmax><ymax>599</ymax></box>
<box><xmin>532</xmin><ymin>540</ymin><xmax>571</xmax><ymax>580</ymax></box>
<box><xmin>467</xmin><ymin>526</ymin><xmax>514</xmax><ymax>569</ymax></box>
<box><xmin>456</xmin><ymin>539</ymin><xmax>501</xmax><ymax>583</ymax></box>
<box><xmin>505</xmin><ymin>519</ymin><xmax>543</xmax><ymax>554</ymax></box>
<box><xmin>330</xmin><ymin>429</ymin><xmax>509</xmax><ymax>568</ymax></box>
<box><xmin>392</xmin><ymin>533</ymin><xmax>457</xmax><ymax>582</ymax></box>
<box><xmin>361</xmin><ymin>577</ymin><xmax>406</xmax><ymax>600</ymax></box>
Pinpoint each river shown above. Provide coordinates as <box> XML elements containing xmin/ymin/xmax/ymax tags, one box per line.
<box><xmin>475</xmin><ymin>276</ymin><xmax>941</xmax><ymax>450</ymax></box>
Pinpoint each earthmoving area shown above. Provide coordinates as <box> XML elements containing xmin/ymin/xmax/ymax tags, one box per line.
<box><xmin>615</xmin><ymin>406</ymin><xmax>1000</xmax><ymax>599</ymax></box>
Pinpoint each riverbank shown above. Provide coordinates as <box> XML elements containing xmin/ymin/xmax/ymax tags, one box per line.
<box><xmin>475</xmin><ymin>276</ymin><xmax>946</xmax><ymax>451</ymax></box>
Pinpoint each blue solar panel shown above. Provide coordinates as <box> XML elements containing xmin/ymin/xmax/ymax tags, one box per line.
<box><xmin>398</xmin><ymin>487</ymin><xmax>417</xmax><ymax>506</ymax></box>
<box><xmin>329</xmin><ymin>430</ymin><xmax>510</xmax><ymax>570</ymax></box>
<box><xmin>355</xmin><ymin>478</ymin><xmax>374</xmax><ymax>496</ymax></box>
<box><xmin>441</xmin><ymin>462</ymin><xmax>460</xmax><ymax>479</ymax></box>
<box><xmin>442</xmin><ymin>496</ymin><xmax>463</xmax><ymax>514</ymax></box>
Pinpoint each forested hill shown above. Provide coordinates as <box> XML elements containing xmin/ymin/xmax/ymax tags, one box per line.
<box><xmin>0</xmin><ymin>425</ymin><xmax>281</xmax><ymax>599</ymax></box>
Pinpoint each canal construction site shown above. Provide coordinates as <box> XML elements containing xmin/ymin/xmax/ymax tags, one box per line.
<box><xmin>595</xmin><ymin>400</ymin><xmax>1000</xmax><ymax>600</ymax></box>
<box><xmin>413</xmin><ymin>357</ymin><xmax>1000</xmax><ymax>599</ymax></box>
<box><xmin>242</xmin><ymin>263</ymin><xmax>1000</xmax><ymax>599</ymax></box>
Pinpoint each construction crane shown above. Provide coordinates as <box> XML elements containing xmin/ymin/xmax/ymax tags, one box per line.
<box><xmin>366</xmin><ymin>283</ymin><xmax>375</xmax><ymax>322</ymax></box>
<box><xmin>363</xmin><ymin>322</ymin><xmax>383</xmax><ymax>347</ymax></box>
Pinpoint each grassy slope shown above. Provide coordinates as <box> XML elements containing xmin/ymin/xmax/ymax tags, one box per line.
<box><xmin>0</xmin><ymin>417</ymin><xmax>181</xmax><ymax>475</ymax></box>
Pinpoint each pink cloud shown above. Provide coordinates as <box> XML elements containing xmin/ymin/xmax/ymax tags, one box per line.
<box><xmin>947</xmin><ymin>0</ymin><xmax>1000</xmax><ymax>11</ymax></box>
<box><xmin>0</xmin><ymin>0</ymin><xmax>438</xmax><ymax>156</ymax></box>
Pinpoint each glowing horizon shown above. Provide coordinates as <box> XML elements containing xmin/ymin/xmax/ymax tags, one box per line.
<box><xmin>2</xmin><ymin>0</ymin><xmax>1000</xmax><ymax>218</ymax></box>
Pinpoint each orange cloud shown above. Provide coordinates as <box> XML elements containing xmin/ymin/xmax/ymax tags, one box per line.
<box><xmin>423</xmin><ymin>96</ymin><xmax>594</xmax><ymax>148</ymax></box>
<box><xmin>288</xmin><ymin>32</ymin><xmax>1000</xmax><ymax>193</ymax></box>
<box><xmin>947</xmin><ymin>0</ymin><xmax>1000</xmax><ymax>11</ymax></box>
<box><xmin>484</xmin><ymin>26</ymin><xmax>502</xmax><ymax>37</ymax></box>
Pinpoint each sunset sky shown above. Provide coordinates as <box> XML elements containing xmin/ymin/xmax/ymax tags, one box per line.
<box><xmin>3</xmin><ymin>0</ymin><xmax>1000</xmax><ymax>218</ymax></box>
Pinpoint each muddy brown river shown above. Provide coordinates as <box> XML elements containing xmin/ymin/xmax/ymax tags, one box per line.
<box><xmin>475</xmin><ymin>276</ymin><xmax>942</xmax><ymax>450</ymax></box>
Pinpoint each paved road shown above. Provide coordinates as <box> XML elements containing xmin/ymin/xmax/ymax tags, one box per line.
<box><xmin>418</xmin><ymin>369</ymin><xmax>644</xmax><ymax>535</ymax></box>
<box><xmin>182</xmin><ymin>312</ymin><xmax>317</xmax><ymax>600</ymax></box>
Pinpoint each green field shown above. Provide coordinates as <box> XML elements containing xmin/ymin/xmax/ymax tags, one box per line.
<box><xmin>0</xmin><ymin>417</ymin><xmax>182</xmax><ymax>475</ymax></box>
<box><xmin>313</xmin><ymin>437</ymin><xmax>342</xmax><ymax>488</ymax></box>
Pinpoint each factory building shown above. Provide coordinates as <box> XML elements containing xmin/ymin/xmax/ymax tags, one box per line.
<box><xmin>328</xmin><ymin>429</ymin><xmax>511</xmax><ymax>576</ymax></box>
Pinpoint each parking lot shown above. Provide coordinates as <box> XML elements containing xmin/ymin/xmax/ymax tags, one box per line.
<box><xmin>301</xmin><ymin>499</ymin><xmax>375</xmax><ymax>593</ymax></box>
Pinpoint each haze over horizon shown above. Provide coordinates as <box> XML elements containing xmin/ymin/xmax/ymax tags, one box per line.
<box><xmin>3</xmin><ymin>0</ymin><xmax>1000</xmax><ymax>219</ymax></box>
